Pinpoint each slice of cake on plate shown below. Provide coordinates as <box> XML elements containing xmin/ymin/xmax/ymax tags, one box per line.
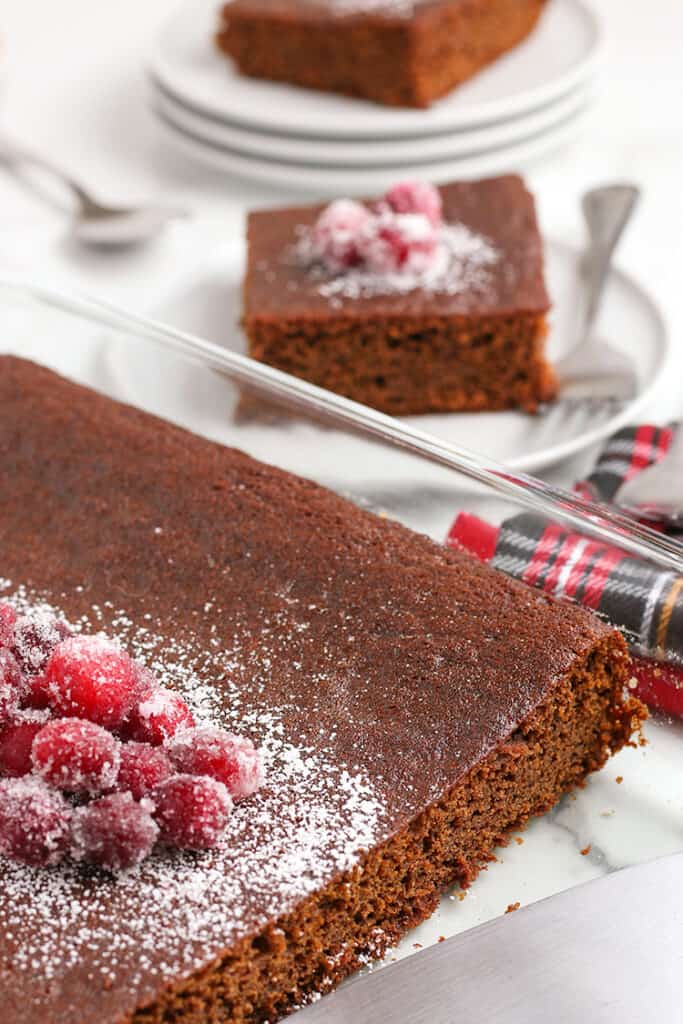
<box><xmin>216</xmin><ymin>0</ymin><xmax>548</xmax><ymax>108</ymax></box>
<box><xmin>243</xmin><ymin>176</ymin><xmax>558</xmax><ymax>416</ymax></box>
<box><xmin>0</xmin><ymin>357</ymin><xmax>640</xmax><ymax>1023</ymax></box>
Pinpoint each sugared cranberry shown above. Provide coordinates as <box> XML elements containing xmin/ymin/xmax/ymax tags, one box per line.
<box><xmin>32</xmin><ymin>718</ymin><xmax>121</xmax><ymax>795</ymax></box>
<box><xmin>12</xmin><ymin>612</ymin><xmax>72</xmax><ymax>674</ymax></box>
<box><xmin>0</xmin><ymin>777</ymin><xmax>71</xmax><ymax>866</ymax></box>
<box><xmin>0</xmin><ymin>604</ymin><xmax>17</xmax><ymax>649</ymax></box>
<box><xmin>311</xmin><ymin>199</ymin><xmax>373</xmax><ymax>272</ymax></box>
<box><xmin>0</xmin><ymin>649</ymin><xmax>25</xmax><ymax>725</ymax></box>
<box><xmin>167</xmin><ymin>726</ymin><xmax>263</xmax><ymax>800</ymax></box>
<box><xmin>151</xmin><ymin>774</ymin><xmax>232</xmax><ymax>850</ymax></box>
<box><xmin>0</xmin><ymin>716</ymin><xmax>47</xmax><ymax>777</ymax></box>
<box><xmin>122</xmin><ymin>672</ymin><xmax>195</xmax><ymax>746</ymax></box>
<box><xmin>24</xmin><ymin>672</ymin><xmax>51</xmax><ymax>711</ymax></box>
<box><xmin>114</xmin><ymin>742</ymin><xmax>172</xmax><ymax>800</ymax></box>
<box><xmin>44</xmin><ymin>635</ymin><xmax>138</xmax><ymax>729</ymax></box>
<box><xmin>360</xmin><ymin>212</ymin><xmax>437</xmax><ymax>274</ymax></box>
<box><xmin>384</xmin><ymin>179</ymin><xmax>443</xmax><ymax>227</ymax></box>
<box><xmin>72</xmin><ymin>792</ymin><xmax>159</xmax><ymax>871</ymax></box>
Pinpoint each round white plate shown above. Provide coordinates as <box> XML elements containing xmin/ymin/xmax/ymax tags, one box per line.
<box><xmin>102</xmin><ymin>237</ymin><xmax>669</xmax><ymax>487</ymax></box>
<box><xmin>154</xmin><ymin>102</ymin><xmax>590</xmax><ymax>194</ymax></box>
<box><xmin>152</xmin><ymin>76</ymin><xmax>594</xmax><ymax>167</ymax></box>
<box><xmin>148</xmin><ymin>0</ymin><xmax>601</xmax><ymax>139</ymax></box>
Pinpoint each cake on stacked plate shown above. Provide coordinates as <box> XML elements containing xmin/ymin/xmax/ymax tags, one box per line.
<box><xmin>148</xmin><ymin>0</ymin><xmax>601</xmax><ymax>192</ymax></box>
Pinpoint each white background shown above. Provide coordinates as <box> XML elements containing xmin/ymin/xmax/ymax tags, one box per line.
<box><xmin>0</xmin><ymin>0</ymin><xmax>682</xmax><ymax>440</ymax></box>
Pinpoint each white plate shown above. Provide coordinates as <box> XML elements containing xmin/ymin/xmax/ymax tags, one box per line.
<box><xmin>154</xmin><ymin>102</ymin><xmax>590</xmax><ymax>194</ymax></box>
<box><xmin>148</xmin><ymin>0</ymin><xmax>601</xmax><ymax>139</ymax></box>
<box><xmin>101</xmin><ymin>237</ymin><xmax>669</xmax><ymax>488</ymax></box>
<box><xmin>152</xmin><ymin>76</ymin><xmax>595</xmax><ymax>166</ymax></box>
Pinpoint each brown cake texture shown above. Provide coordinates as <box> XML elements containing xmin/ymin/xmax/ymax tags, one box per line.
<box><xmin>0</xmin><ymin>356</ymin><xmax>642</xmax><ymax>1024</ymax></box>
<box><xmin>216</xmin><ymin>0</ymin><xmax>548</xmax><ymax>108</ymax></box>
<box><xmin>244</xmin><ymin>175</ymin><xmax>557</xmax><ymax>416</ymax></box>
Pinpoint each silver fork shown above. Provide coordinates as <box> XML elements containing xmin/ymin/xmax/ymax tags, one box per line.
<box><xmin>552</xmin><ymin>183</ymin><xmax>641</xmax><ymax>404</ymax></box>
<box><xmin>616</xmin><ymin>427</ymin><xmax>683</xmax><ymax>528</ymax></box>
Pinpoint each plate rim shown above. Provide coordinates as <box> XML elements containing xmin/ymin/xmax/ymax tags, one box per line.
<box><xmin>504</xmin><ymin>240</ymin><xmax>671</xmax><ymax>473</ymax></box>
<box><xmin>154</xmin><ymin>101</ymin><xmax>589</xmax><ymax>193</ymax></box>
<box><xmin>151</xmin><ymin>76</ymin><xmax>595</xmax><ymax>166</ymax></box>
<box><xmin>148</xmin><ymin>0</ymin><xmax>603</xmax><ymax>140</ymax></box>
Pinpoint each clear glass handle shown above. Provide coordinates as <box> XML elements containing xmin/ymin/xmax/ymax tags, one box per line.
<box><xmin>3</xmin><ymin>275</ymin><xmax>682</xmax><ymax>574</ymax></box>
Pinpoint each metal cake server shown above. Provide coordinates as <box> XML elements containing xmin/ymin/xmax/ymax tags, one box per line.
<box><xmin>554</xmin><ymin>183</ymin><xmax>640</xmax><ymax>402</ymax></box>
<box><xmin>0</xmin><ymin>136</ymin><xmax>188</xmax><ymax>248</ymax></box>
<box><xmin>617</xmin><ymin>426</ymin><xmax>683</xmax><ymax>527</ymax></box>
<box><xmin>294</xmin><ymin>853</ymin><xmax>683</xmax><ymax>1024</ymax></box>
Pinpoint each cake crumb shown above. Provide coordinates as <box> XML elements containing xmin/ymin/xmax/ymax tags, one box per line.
<box><xmin>580</xmin><ymin>845</ymin><xmax>591</xmax><ymax>856</ymax></box>
<box><xmin>616</xmin><ymin>775</ymin><xmax>623</xmax><ymax>784</ymax></box>
<box><xmin>412</xmin><ymin>943</ymin><xmax>422</xmax><ymax>950</ymax></box>
<box><xmin>514</xmin><ymin>836</ymin><xmax>524</xmax><ymax>846</ymax></box>
<box><xmin>437</xmin><ymin>936</ymin><xmax>445</xmax><ymax>943</ymax></box>
<box><xmin>505</xmin><ymin>902</ymin><xmax>520</xmax><ymax>914</ymax></box>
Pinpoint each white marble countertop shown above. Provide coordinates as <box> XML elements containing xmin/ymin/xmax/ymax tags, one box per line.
<box><xmin>1</xmin><ymin>0</ymin><xmax>683</xmax><ymax>993</ymax></box>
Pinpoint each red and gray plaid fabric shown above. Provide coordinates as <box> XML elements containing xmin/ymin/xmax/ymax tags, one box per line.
<box><xmin>489</xmin><ymin>511</ymin><xmax>683</xmax><ymax>665</ymax></box>
<box><xmin>447</xmin><ymin>422</ymin><xmax>683</xmax><ymax>715</ymax></box>
<box><xmin>574</xmin><ymin>422</ymin><xmax>679</xmax><ymax>520</ymax></box>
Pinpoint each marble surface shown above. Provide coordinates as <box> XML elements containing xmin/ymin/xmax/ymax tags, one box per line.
<box><xmin>1</xmin><ymin>0</ymin><xmax>683</xmax><ymax>990</ymax></box>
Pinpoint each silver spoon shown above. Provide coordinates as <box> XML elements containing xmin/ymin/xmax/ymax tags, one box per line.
<box><xmin>0</xmin><ymin>136</ymin><xmax>188</xmax><ymax>248</ymax></box>
<box><xmin>553</xmin><ymin>183</ymin><xmax>641</xmax><ymax>400</ymax></box>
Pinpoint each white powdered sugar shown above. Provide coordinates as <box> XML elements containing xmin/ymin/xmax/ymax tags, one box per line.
<box><xmin>0</xmin><ymin>582</ymin><xmax>387</xmax><ymax>1012</ymax></box>
<box><xmin>323</xmin><ymin>0</ymin><xmax>417</xmax><ymax>18</ymax></box>
<box><xmin>296</xmin><ymin>221</ymin><xmax>499</xmax><ymax>302</ymax></box>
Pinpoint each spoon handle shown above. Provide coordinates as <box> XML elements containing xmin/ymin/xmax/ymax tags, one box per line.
<box><xmin>580</xmin><ymin>184</ymin><xmax>640</xmax><ymax>340</ymax></box>
<box><xmin>0</xmin><ymin>135</ymin><xmax>95</xmax><ymax>210</ymax></box>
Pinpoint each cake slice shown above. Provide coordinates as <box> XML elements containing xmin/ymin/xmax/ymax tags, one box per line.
<box><xmin>243</xmin><ymin>176</ymin><xmax>557</xmax><ymax>416</ymax></box>
<box><xmin>216</xmin><ymin>0</ymin><xmax>548</xmax><ymax>109</ymax></box>
<box><xmin>0</xmin><ymin>356</ymin><xmax>640</xmax><ymax>1024</ymax></box>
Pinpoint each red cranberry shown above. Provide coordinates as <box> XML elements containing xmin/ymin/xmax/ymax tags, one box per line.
<box><xmin>44</xmin><ymin>635</ymin><xmax>138</xmax><ymax>729</ymax></box>
<box><xmin>72</xmin><ymin>792</ymin><xmax>159</xmax><ymax>871</ymax></box>
<box><xmin>122</xmin><ymin>672</ymin><xmax>195</xmax><ymax>746</ymax></box>
<box><xmin>23</xmin><ymin>672</ymin><xmax>51</xmax><ymax>711</ymax></box>
<box><xmin>0</xmin><ymin>776</ymin><xmax>71</xmax><ymax>866</ymax></box>
<box><xmin>384</xmin><ymin>180</ymin><xmax>443</xmax><ymax>227</ymax></box>
<box><xmin>361</xmin><ymin>212</ymin><xmax>437</xmax><ymax>274</ymax></box>
<box><xmin>114</xmin><ymin>742</ymin><xmax>173</xmax><ymax>800</ymax></box>
<box><xmin>0</xmin><ymin>604</ymin><xmax>17</xmax><ymax>649</ymax></box>
<box><xmin>167</xmin><ymin>726</ymin><xmax>263</xmax><ymax>800</ymax></box>
<box><xmin>151</xmin><ymin>774</ymin><xmax>232</xmax><ymax>850</ymax></box>
<box><xmin>32</xmin><ymin>718</ymin><xmax>121</xmax><ymax>795</ymax></box>
<box><xmin>0</xmin><ymin>649</ymin><xmax>25</xmax><ymax>725</ymax></box>
<box><xmin>0</xmin><ymin>716</ymin><xmax>47</xmax><ymax>777</ymax></box>
<box><xmin>12</xmin><ymin>612</ymin><xmax>72</xmax><ymax>674</ymax></box>
<box><xmin>311</xmin><ymin>199</ymin><xmax>372</xmax><ymax>272</ymax></box>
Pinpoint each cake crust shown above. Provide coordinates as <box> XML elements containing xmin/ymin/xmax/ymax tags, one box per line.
<box><xmin>216</xmin><ymin>0</ymin><xmax>549</xmax><ymax>108</ymax></box>
<box><xmin>0</xmin><ymin>357</ymin><xmax>639</xmax><ymax>1023</ymax></box>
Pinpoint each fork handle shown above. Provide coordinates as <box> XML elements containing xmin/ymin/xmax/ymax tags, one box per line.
<box><xmin>580</xmin><ymin>184</ymin><xmax>640</xmax><ymax>338</ymax></box>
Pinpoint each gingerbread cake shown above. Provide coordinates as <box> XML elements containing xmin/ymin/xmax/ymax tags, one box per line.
<box><xmin>216</xmin><ymin>0</ymin><xmax>548</xmax><ymax>108</ymax></box>
<box><xmin>0</xmin><ymin>356</ymin><xmax>640</xmax><ymax>1023</ymax></box>
<box><xmin>244</xmin><ymin>175</ymin><xmax>557</xmax><ymax>416</ymax></box>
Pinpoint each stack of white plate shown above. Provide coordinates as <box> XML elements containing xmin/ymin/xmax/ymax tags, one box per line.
<box><xmin>148</xmin><ymin>0</ymin><xmax>601</xmax><ymax>193</ymax></box>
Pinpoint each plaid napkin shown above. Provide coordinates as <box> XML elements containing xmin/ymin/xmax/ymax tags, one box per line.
<box><xmin>447</xmin><ymin>423</ymin><xmax>683</xmax><ymax>717</ymax></box>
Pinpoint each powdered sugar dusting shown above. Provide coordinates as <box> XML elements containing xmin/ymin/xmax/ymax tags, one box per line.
<box><xmin>296</xmin><ymin>221</ymin><xmax>499</xmax><ymax>302</ymax></box>
<box><xmin>0</xmin><ymin>582</ymin><xmax>387</xmax><ymax>1014</ymax></box>
<box><xmin>323</xmin><ymin>0</ymin><xmax>416</xmax><ymax>18</ymax></box>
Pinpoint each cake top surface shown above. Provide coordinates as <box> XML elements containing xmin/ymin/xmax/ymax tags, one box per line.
<box><xmin>245</xmin><ymin>176</ymin><xmax>550</xmax><ymax>320</ymax></box>
<box><xmin>221</xmin><ymin>0</ymin><xmax>446</xmax><ymax>24</ymax></box>
<box><xmin>0</xmin><ymin>357</ymin><xmax>610</xmax><ymax>1023</ymax></box>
